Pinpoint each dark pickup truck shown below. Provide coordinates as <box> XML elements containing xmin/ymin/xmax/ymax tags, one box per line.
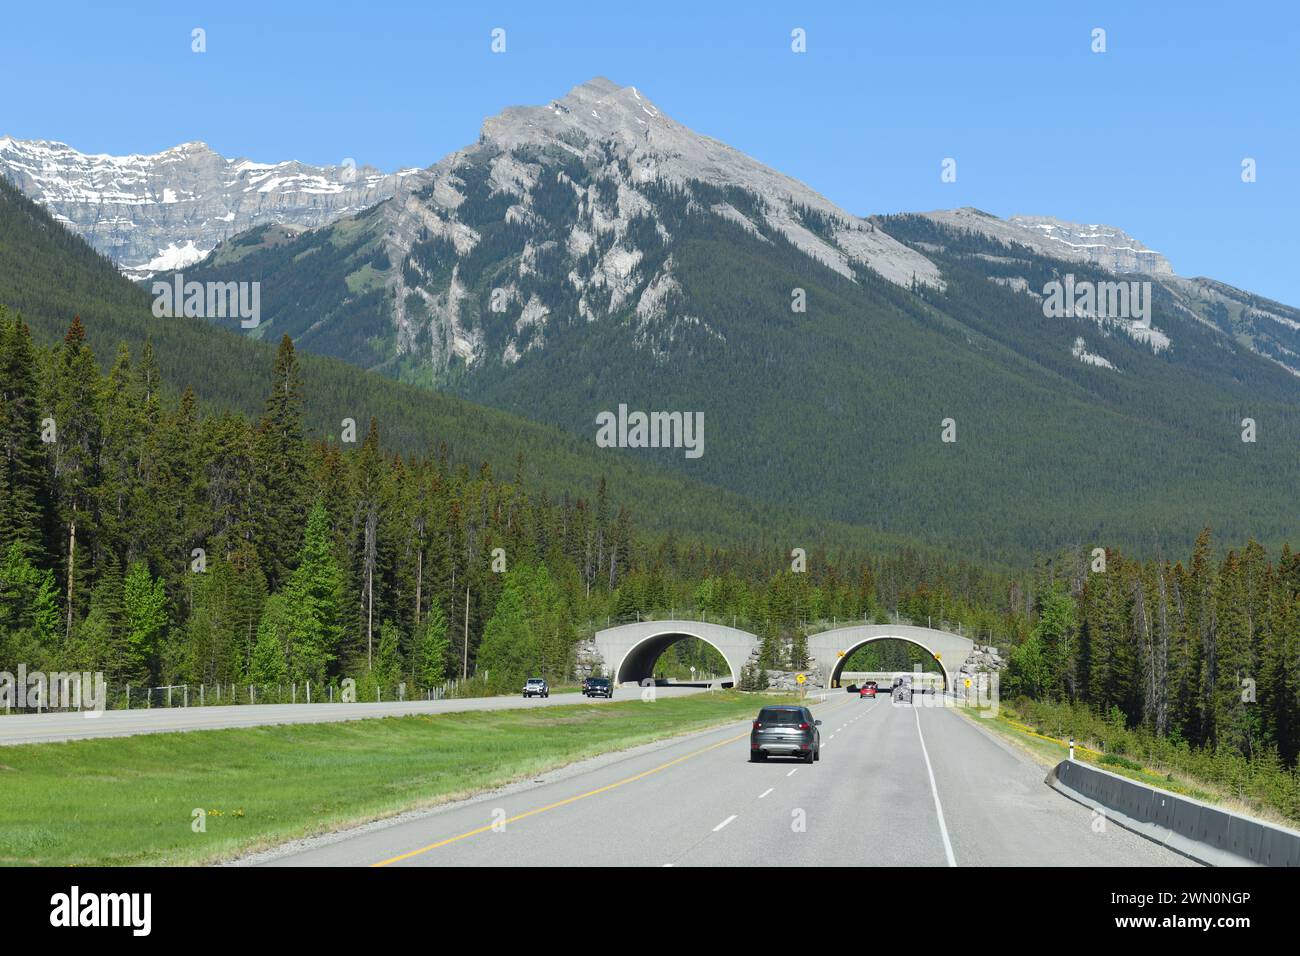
<box><xmin>583</xmin><ymin>677</ymin><xmax>614</xmax><ymax>698</ymax></box>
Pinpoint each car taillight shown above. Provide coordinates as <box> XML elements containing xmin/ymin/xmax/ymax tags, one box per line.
<box><xmin>798</xmin><ymin>722</ymin><xmax>810</xmax><ymax>730</ymax></box>
<box><xmin>753</xmin><ymin>721</ymin><xmax>761</xmax><ymax>729</ymax></box>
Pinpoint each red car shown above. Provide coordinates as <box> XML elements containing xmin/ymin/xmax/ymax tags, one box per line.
<box><xmin>859</xmin><ymin>681</ymin><xmax>878</xmax><ymax>699</ymax></box>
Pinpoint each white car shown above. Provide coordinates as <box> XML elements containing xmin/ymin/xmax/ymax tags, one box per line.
<box><xmin>523</xmin><ymin>678</ymin><xmax>549</xmax><ymax>698</ymax></box>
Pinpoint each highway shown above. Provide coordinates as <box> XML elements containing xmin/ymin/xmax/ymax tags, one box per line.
<box><xmin>253</xmin><ymin>693</ymin><xmax>1196</xmax><ymax>867</ymax></box>
<box><xmin>0</xmin><ymin>684</ymin><xmax>703</xmax><ymax>746</ymax></box>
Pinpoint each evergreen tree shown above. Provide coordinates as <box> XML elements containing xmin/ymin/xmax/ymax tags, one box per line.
<box><xmin>282</xmin><ymin>501</ymin><xmax>343</xmax><ymax>685</ymax></box>
<box><xmin>121</xmin><ymin>561</ymin><xmax>167</xmax><ymax>682</ymax></box>
<box><xmin>250</xmin><ymin>594</ymin><xmax>290</xmax><ymax>687</ymax></box>
<box><xmin>252</xmin><ymin>336</ymin><xmax>308</xmax><ymax>590</ymax></box>
<box><xmin>413</xmin><ymin>603</ymin><xmax>451</xmax><ymax>690</ymax></box>
<box><xmin>49</xmin><ymin>316</ymin><xmax>103</xmax><ymax>641</ymax></box>
<box><xmin>0</xmin><ymin>309</ymin><xmax>50</xmax><ymax>559</ymax></box>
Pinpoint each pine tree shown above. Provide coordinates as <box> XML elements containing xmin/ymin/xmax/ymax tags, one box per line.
<box><xmin>252</xmin><ymin>336</ymin><xmax>308</xmax><ymax>590</ymax></box>
<box><xmin>413</xmin><ymin>603</ymin><xmax>451</xmax><ymax>690</ymax></box>
<box><xmin>0</xmin><ymin>309</ymin><xmax>51</xmax><ymax>559</ymax></box>
<box><xmin>250</xmin><ymin>594</ymin><xmax>290</xmax><ymax>687</ymax></box>
<box><xmin>122</xmin><ymin>561</ymin><xmax>167</xmax><ymax>683</ymax></box>
<box><xmin>96</xmin><ymin>344</ymin><xmax>144</xmax><ymax>566</ymax></box>
<box><xmin>1035</xmin><ymin>581</ymin><xmax>1077</xmax><ymax>700</ymax></box>
<box><xmin>351</xmin><ymin>418</ymin><xmax>385</xmax><ymax>667</ymax></box>
<box><xmin>282</xmin><ymin>501</ymin><xmax>343</xmax><ymax>684</ymax></box>
<box><xmin>49</xmin><ymin>316</ymin><xmax>103</xmax><ymax>641</ymax></box>
<box><xmin>476</xmin><ymin>566</ymin><xmax>536</xmax><ymax>688</ymax></box>
<box><xmin>1212</xmin><ymin>551</ymin><xmax>1255</xmax><ymax>755</ymax></box>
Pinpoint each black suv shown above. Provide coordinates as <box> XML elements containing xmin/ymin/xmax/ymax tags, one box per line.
<box><xmin>749</xmin><ymin>705</ymin><xmax>821</xmax><ymax>763</ymax></box>
<box><xmin>583</xmin><ymin>677</ymin><xmax>613</xmax><ymax>698</ymax></box>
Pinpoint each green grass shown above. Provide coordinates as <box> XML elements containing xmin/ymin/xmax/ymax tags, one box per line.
<box><xmin>0</xmin><ymin>691</ymin><xmax>782</xmax><ymax>867</ymax></box>
<box><xmin>958</xmin><ymin>704</ymin><xmax>1238</xmax><ymax>808</ymax></box>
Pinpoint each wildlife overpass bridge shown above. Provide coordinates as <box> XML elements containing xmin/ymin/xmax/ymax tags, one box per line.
<box><xmin>592</xmin><ymin>621</ymin><xmax>974</xmax><ymax>690</ymax></box>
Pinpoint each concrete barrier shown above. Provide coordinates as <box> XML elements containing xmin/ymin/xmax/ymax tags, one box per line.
<box><xmin>1046</xmin><ymin>759</ymin><xmax>1300</xmax><ymax>867</ymax></box>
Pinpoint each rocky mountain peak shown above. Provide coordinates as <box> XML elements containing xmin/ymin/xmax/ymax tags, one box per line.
<box><xmin>0</xmin><ymin>136</ymin><xmax>420</xmax><ymax>279</ymax></box>
<box><xmin>477</xmin><ymin>77</ymin><xmax>942</xmax><ymax>289</ymax></box>
<box><xmin>922</xmin><ymin>207</ymin><xmax>1174</xmax><ymax>276</ymax></box>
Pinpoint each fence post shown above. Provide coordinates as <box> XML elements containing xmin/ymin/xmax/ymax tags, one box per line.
<box><xmin>250</xmin><ymin>684</ymin><xmax>254</xmax><ymax>705</ymax></box>
<box><xmin>184</xmin><ymin>684</ymin><xmax>189</xmax><ymax>708</ymax></box>
<box><xmin>307</xmin><ymin>681</ymin><xmax>311</xmax><ymax>704</ymax></box>
<box><xmin>292</xmin><ymin>683</ymin><xmax>296</xmax><ymax>704</ymax></box>
<box><xmin>200</xmin><ymin>684</ymin><xmax>204</xmax><ymax>707</ymax></box>
<box><xmin>126</xmin><ymin>685</ymin><xmax>130</xmax><ymax>710</ymax></box>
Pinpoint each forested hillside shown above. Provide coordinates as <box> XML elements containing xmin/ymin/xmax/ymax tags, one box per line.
<box><xmin>0</xmin><ymin>175</ymin><xmax>891</xmax><ymax>552</ymax></box>
<box><xmin>0</xmin><ymin>312</ymin><xmax>1018</xmax><ymax>697</ymax></box>
<box><xmin>184</xmin><ymin>159</ymin><xmax>1300</xmax><ymax>560</ymax></box>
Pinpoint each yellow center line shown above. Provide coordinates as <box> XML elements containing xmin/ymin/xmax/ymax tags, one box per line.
<box><xmin>371</xmin><ymin>695</ymin><xmax>854</xmax><ymax>866</ymax></box>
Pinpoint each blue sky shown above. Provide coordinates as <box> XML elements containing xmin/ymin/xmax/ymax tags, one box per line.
<box><xmin>3</xmin><ymin>1</ymin><xmax>1297</xmax><ymax>302</ymax></box>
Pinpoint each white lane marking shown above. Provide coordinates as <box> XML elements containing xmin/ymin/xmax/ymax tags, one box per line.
<box><xmin>914</xmin><ymin>707</ymin><xmax>957</xmax><ymax>867</ymax></box>
<box><xmin>759</xmin><ymin>788</ymin><xmax>774</xmax><ymax>799</ymax></box>
<box><xmin>787</xmin><ymin>768</ymin><xmax>799</xmax><ymax>777</ymax></box>
<box><xmin>662</xmin><ymin>863</ymin><xmax>674</xmax><ymax>867</ymax></box>
<box><xmin>713</xmin><ymin>814</ymin><xmax>737</xmax><ymax>832</ymax></box>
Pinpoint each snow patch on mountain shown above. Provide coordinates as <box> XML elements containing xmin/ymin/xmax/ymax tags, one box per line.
<box><xmin>921</xmin><ymin>207</ymin><xmax>1173</xmax><ymax>276</ymax></box>
<box><xmin>0</xmin><ymin>136</ymin><xmax>421</xmax><ymax>279</ymax></box>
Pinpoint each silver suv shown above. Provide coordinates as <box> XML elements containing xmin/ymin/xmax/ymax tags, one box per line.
<box><xmin>749</xmin><ymin>705</ymin><xmax>821</xmax><ymax>763</ymax></box>
<box><xmin>522</xmin><ymin>677</ymin><xmax>549</xmax><ymax>699</ymax></box>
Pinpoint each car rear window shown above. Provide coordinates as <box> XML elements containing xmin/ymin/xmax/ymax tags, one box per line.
<box><xmin>757</xmin><ymin>708</ymin><xmax>806</xmax><ymax>725</ymax></box>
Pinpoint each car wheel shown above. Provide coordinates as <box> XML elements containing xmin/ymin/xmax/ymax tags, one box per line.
<box><xmin>814</xmin><ymin>748</ymin><xmax>820</xmax><ymax>762</ymax></box>
<box><xmin>804</xmin><ymin>751</ymin><xmax>815</xmax><ymax>764</ymax></box>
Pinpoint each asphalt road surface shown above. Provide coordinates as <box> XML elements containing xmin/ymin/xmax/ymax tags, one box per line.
<box><xmin>257</xmin><ymin>693</ymin><xmax>1196</xmax><ymax>867</ymax></box>
<box><xmin>0</xmin><ymin>684</ymin><xmax>703</xmax><ymax>746</ymax></box>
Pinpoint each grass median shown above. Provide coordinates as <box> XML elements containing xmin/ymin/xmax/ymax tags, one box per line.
<box><xmin>0</xmin><ymin>690</ymin><xmax>790</xmax><ymax>866</ymax></box>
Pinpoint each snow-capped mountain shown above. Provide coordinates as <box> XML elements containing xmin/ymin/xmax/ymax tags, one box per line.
<box><xmin>6</xmin><ymin>77</ymin><xmax>1297</xmax><ymax>558</ymax></box>
<box><xmin>178</xmin><ymin>77</ymin><xmax>942</xmax><ymax>373</ymax></box>
<box><xmin>0</xmin><ymin>136</ymin><xmax>421</xmax><ymax>279</ymax></box>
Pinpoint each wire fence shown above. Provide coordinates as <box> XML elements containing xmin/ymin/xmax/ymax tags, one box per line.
<box><xmin>0</xmin><ymin>670</ymin><xmax>495</xmax><ymax>715</ymax></box>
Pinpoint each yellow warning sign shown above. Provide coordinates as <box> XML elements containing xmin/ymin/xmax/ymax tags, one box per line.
<box><xmin>796</xmin><ymin>674</ymin><xmax>806</xmax><ymax>685</ymax></box>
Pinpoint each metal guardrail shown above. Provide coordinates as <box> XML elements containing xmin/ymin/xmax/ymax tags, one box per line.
<box><xmin>1046</xmin><ymin>758</ymin><xmax>1300</xmax><ymax>867</ymax></box>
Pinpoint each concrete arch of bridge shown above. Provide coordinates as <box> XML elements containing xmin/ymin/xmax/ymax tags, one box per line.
<box><xmin>806</xmin><ymin>624</ymin><xmax>974</xmax><ymax>692</ymax></box>
<box><xmin>591</xmin><ymin>620</ymin><xmax>760</xmax><ymax>687</ymax></box>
